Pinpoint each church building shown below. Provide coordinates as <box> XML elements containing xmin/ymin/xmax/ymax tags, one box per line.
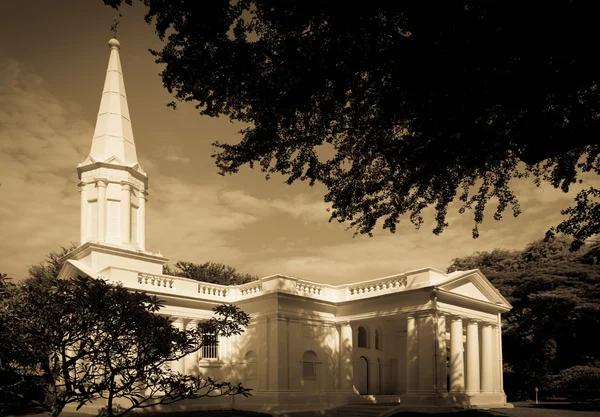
<box><xmin>59</xmin><ymin>38</ymin><xmax>512</xmax><ymax>414</ymax></box>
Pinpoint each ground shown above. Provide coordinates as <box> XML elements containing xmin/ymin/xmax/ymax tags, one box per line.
<box><xmin>2</xmin><ymin>402</ymin><xmax>599</xmax><ymax>417</ymax></box>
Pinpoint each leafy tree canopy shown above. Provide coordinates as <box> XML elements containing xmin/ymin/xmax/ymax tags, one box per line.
<box><xmin>164</xmin><ymin>261</ymin><xmax>258</xmax><ymax>285</ymax></box>
<box><xmin>448</xmin><ymin>235</ymin><xmax>600</xmax><ymax>400</ymax></box>
<box><xmin>103</xmin><ymin>0</ymin><xmax>600</xmax><ymax>248</ymax></box>
<box><xmin>1</xmin><ymin>249</ymin><xmax>251</xmax><ymax>417</ymax></box>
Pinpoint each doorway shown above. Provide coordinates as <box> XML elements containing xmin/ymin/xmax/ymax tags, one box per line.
<box><xmin>356</xmin><ymin>356</ymin><xmax>369</xmax><ymax>395</ymax></box>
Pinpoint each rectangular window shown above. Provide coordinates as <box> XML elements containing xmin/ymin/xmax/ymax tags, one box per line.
<box><xmin>88</xmin><ymin>201</ymin><xmax>97</xmax><ymax>239</ymax></box>
<box><xmin>201</xmin><ymin>332</ymin><xmax>219</xmax><ymax>359</ymax></box>
<box><xmin>131</xmin><ymin>206</ymin><xmax>138</xmax><ymax>243</ymax></box>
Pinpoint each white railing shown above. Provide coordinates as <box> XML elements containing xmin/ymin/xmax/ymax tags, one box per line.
<box><xmin>136</xmin><ymin>272</ymin><xmax>414</xmax><ymax>302</ymax></box>
<box><xmin>347</xmin><ymin>275</ymin><xmax>407</xmax><ymax>297</ymax></box>
<box><xmin>296</xmin><ymin>281</ymin><xmax>323</xmax><ymax>296</ymax></box>
<box><xmin>238</xmin><ymin>281</ymin><xmax>262</xmax><ymax>297</ymax></box>
<box><xmin>198</xmin><ymin>284</ymin><xmax>228</xmax><ymax>298</ymax></box>
<box><xmin>138</xmin><ymin>273</ymin><xmax>174</xmax><ymax>289</ymax></box>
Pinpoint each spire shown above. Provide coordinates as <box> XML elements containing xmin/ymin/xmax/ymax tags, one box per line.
<box><xmin>87</xmin><ymin>38</ymin><xmax>138</xmax><ymax>166</ymax></box>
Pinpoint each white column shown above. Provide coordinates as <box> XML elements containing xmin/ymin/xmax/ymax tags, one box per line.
<box><xmin>340</xmin><ymin>322</ymin><xmax>354</xmax><ymax>392</ymax></box>
<box><xmin>449</xmin><ymin>317</ymin><xmax>465</xmax><ymax>393</ymax></box>
<box><xmin>436</xmin><ymin>314</ymin><xmax>447</xmax><ymax>393</ymax></box>
<box><xmin>466</xmin><ymin>320</ymin><xmax>481</xmax><ymax>394</ymax></box>
<box><xmin>418</xmin><ymin>314</ymin><xmax>435</xmax><ymax>392</ymax></box>
<box><xmin>138</xmin><ymin>191</ymin><xmax>146</xmax><ymax>250</ymax></box>
<box><xmin>171</xmin><ymin>319</ymin><xmax>186</xmax><ymax>374</ymax></box>
<box><xmin>120</xmin><ymin>183</ymin><xmax>131</xmax><ymax>244</ymax></box>
<box><xmin>491</xmin><ymin>325</ymin><xmax>499</xmax><ymax>392</ymax></box>
<box><xmin>481</xmin><ymin>323</ymin><xmax>494</xmax><ymax>393</ymax></box>
<box><xmin>97</xmin><ymin>180</ymin><xmax>107</xmax><ymax>243</ymax></box>
<box><xmin>496</xmin><ymin>314</ymin><xmax>505</xmax><ymax>394</ymax></box>
<box><xmin>185</xmin><ymin>320</ymin><xmax>199</xmax><ymax>375</ymax></box>
<box><xmin>79</xmin><ymin>183</ymin><xmax>88</xmax><ymax>244</ymax></box>
<box><xmin>406</xmin><ymin>315</ymin><xmax>418</xmax><ymax>392</ymax></box>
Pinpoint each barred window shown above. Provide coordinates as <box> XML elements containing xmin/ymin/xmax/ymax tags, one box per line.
<box><xmin>201</xmin><ymin>329</ymin><xmax>219</xmax><ymax>359</ymax></box>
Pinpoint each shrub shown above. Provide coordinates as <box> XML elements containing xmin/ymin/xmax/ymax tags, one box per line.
<box><xmin>549</xmin><ymin>365</ymin><xmax>600</xmax><ymax>403</ymax></box>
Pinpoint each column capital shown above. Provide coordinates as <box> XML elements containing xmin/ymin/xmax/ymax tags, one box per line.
<box><xmin>96</xmin><ymin>179</ymin><xmax>108</xmax><ymax>188</ymax></box>
<box><xmin>120</xmin><ymin>181</ymin><xmax>132</xmax><ymax>191</ymax></box>
<box><xmin>464</xmin><ymin>317</ymin><xmax>483</xmax><ymax>325</ymax></box>
<box><xmin>448</xmin><ymin>315</ymin><xmax>463</xmax><ymax>324</ymax></box>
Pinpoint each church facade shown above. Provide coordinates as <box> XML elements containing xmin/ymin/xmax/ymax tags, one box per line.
<box><xmin>59</xmin><ymin>38</ymin><xmax>512</xmax><ymax>414</ymax></box>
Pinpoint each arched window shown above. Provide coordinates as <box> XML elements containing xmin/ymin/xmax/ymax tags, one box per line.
<box><xmin>244</xmin><ymin>351</ymin><xmax>257</xmax><ymax>380</ymax></box>
<box><xmin>375</xmin><ymin>329</ymin><xmax>382</xmax><ymax>350</ymax></box>
<box><xmin>358</xmin><ymin>326</ymin><xmax>368</xmax><ymax>348</ymax></box>
<box><xmin>302</xmin><ymin>350</ymin><xmax>318</xmax><ymax>380</ymax></box>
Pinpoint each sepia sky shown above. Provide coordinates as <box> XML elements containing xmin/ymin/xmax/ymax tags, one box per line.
<box><xmin>0</xmin><ymin>0</ymin><xmax>596</xmax><ymax>284</ymax></box>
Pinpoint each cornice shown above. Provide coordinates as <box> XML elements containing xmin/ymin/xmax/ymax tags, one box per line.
<box><xmin>77</xmin><ymin>161</ymin><xmax>148</xmax><ymax>183</ymax></box>
<box><xmin>436</xmin><ymin>289</ymin><xmax>511</xmax><ymax>313</ymax></box>
<box><xmin>59</xmin><ymin>242</ymin><xmax>168</xmax><ymax>264</ymax></box>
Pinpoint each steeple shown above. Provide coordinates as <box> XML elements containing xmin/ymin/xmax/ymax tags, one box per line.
<box><xmin>88</xmin><ymin>38</ymin><xmax>138</xmax><ymax>166</ymax></box>
<box><xmin>77</xmin><ymin>38</ymin><xmax>148</xmax><ymax>251</ymax></box>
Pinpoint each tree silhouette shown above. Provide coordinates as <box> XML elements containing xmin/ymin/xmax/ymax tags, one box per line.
<box><xmin>103</xmin><ymin>1</ymin><xmax>600</xmax><ymax>248</ymax></box>
<box><xmin>164</xmin><ymin>261</ymin><xmax>258</xmax><ymax>286</ymax></box>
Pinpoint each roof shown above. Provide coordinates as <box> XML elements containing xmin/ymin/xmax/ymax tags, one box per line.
<box><xmin>83</xmin><ymin>38</ymin><xmax>138</xmax><ymax>167</ymax></box>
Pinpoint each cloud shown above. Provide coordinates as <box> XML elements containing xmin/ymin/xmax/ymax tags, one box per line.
<box><xmin>157</xmin><ymin>145</ymin><xmax>191</xmax><ymax>164</ymax></box>
<box><xmin>219</xmin><ymin>189</ymin><xmax>331</xmax><ymax>224</ymax></box>
<box><xmin>0</xmin><ymin>59</ymin><xmax>90</xmax><ymax>278</ymax></box>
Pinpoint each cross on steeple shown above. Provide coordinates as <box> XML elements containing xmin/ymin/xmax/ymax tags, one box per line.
<box><xmin>110</xmin><ymin>17</ymin><xmax>120</xmax><ymax>38</ymax></box>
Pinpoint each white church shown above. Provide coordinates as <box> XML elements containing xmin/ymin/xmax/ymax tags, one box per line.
<box><xmin>58</xmin><ymin>38</ymin><xmax>513</xmax><ymax>414</ymax></box>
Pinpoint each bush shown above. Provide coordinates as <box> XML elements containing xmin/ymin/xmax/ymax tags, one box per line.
<box><xmin>96</xmin><ymin>404</ymin><xmax>127</xmax><ymax>417</ymax></box>
<box><xmin>549</xmin><ymin>365</ymin><xmax>600</xmax><ymax>403</ymax></box>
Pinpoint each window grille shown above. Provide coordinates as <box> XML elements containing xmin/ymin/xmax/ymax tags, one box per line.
<box><xmin>302</xmin><ymin>361</ymin><xmax>316</xmax><ymax>379</ymax></box>
<box><xmin>201</xmin><ymin>331</ymin><xmax>219</xmax><ymax>359</ymax></box>
<box><xmin>301</xmin><ymin>350</ymin><xmax>318</xmax><ymax>380</ymax></box>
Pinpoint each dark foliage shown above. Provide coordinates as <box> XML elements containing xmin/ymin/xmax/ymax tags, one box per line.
<box><xmin>164</xmin><ymin>261</ymin><xmax>258</xmax><ymax>285</ymax></box>
<box><xmin>0</xmin><ymin>248</ymin><xmax>251</xmax><ymax>417</ymax></box>
<box><xmin>103</xmin><ymin>0</ymin><xmax>600</xmax><ymax>248</ymax></box>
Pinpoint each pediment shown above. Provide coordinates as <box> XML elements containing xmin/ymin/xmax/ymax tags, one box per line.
<box><xmin>79</xmin><ymin>155</ymin><xmax>97</xmax><ymax>166</ymax></box>
<box><xmin>130</xmin><ymin>162</ymin><xmax>147</xmax><ymax>175</ymax></box>
<box><xmin>103</xmin><ymin>155</ymin><xmax>126</xmax><ymax>165</ymax></box>
<box><xmin>58</xmin><ymin>259</ymin><xmax>98</xmax><ymax>280</ymax></box>
<box><xmin>436</xmin><ymin>269</ymin><xmax>511</xmax><ymax>308</ymax></box>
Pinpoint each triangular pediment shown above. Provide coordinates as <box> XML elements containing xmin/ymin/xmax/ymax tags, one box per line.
<box><xmin>79</xmin><ymin>155</ymin><xmax>97</xmax><ymax>166</ymax></box>
<box><xmin>103</xmin><ymin>155</ymin><xmax>126</xmax><ymax>165</ymax></box>
<box><xmin>131</xmin><ymin>162</ymin><xmax>145</xmax><ymax>174</ymax></box>
<box><xmin>58</xmin><ymin>259</ymin><xmax>98</xmax><ymax>280</ymax></box>
<box><xmin>436</xmin><ymin>269</ymin><xmax>511</xmax><ymax>308</ymax></box>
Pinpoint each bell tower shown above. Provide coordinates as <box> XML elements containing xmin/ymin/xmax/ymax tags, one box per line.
<box><xmin>78</xmin><ymin>38</ymin><xmax>147</xmax><ymax>251</ymax></box>
<box><xmin>59</xmin><ymin>37</ymin><xmax>168</xmax><ymax>279</ymax></box>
